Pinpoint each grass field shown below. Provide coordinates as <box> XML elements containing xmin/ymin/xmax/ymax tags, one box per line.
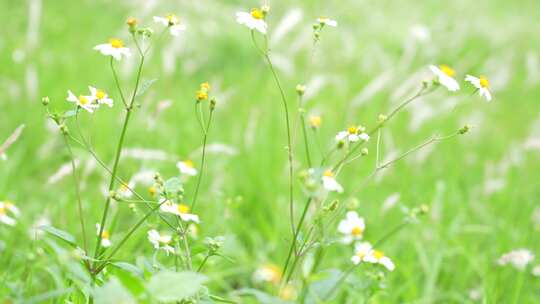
<box><xmin>1</xmin><ymin>0</ymin><xmax>540</xmax><ymax>303</ymax></box>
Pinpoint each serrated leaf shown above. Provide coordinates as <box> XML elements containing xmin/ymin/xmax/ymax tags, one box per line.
<box><xmin>146</xmin><ymin>271</ymin><xmax>207</xmax><ymax>302</ymax></box>
<box><xmin>40</xmin><ymin>225</ymin><xmax>77</xmax><ymax>247</ymax></box>
<box><xmin>136</xmin><ymin>79</ymin><xmax>158</xmax><ymax>97</ymax></box>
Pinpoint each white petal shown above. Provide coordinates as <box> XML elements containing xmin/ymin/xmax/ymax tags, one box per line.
<box><xmin>380</xmin><ymin>257</ymin><xmax>395</xmax><ymax>271</ymax></box>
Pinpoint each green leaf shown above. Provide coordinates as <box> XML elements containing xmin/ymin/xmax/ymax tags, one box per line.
<box><xmin>164</xmin><ymin>177</ymin><xmax>183</xmax><ymax>195</ymax></box>
<box><xmin>146</xmin><ymin>271</ymin><xmax>207</xmax><ymax>302</ymax></box>
<box><xmin>136</xmin><ymin>78</ymin><xmax>158</xmax><ymax>97</ymax></box>
<box><xmin>94</xmin><ymin>278</ymin><xmax>136</xmax><ymax>304</ymax></box>
<box><xmin>40</xmin><ymin>225</ymin><xmax>77</xmax><ymax>247</ymax></box>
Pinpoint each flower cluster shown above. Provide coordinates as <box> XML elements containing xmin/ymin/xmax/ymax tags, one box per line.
<box><xmin>196</xmin><ymin>82</ymin><xmax>211</xmax><ymax>102</ymax></box>
<box><xmin>430</xmin><ymin>64</ymin><xmax>492</xmax><ymax>101</ymax></box>
<box><xmin>338</xmin><ymin>211</ymin><xmax>395</xmax><ymax>271</ymax></box>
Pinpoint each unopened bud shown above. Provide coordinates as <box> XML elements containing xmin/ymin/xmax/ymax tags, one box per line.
<box><xmin>210</xmin><ymin>98</ymin><xmax>217</xmax><ymax>110</ymax></box>
<box><xmin>127</xmin><ymin>17</ymin><xmax>138</xmax><ymax>33</ymax></box>
<box><xmin>459</xmin><ymin>125</ymin><xmax>471</xmax><ymax>135</ymax></box>
<box><xmin>361</xmin><ymin>148</ymin><xmax>369</xmax><ymax>156</ymax></box>
<box><xmin>295</xmin><ymin>84</ymin><xmax>306</xmax><ymax>96</ymax></box>
<box><xmin>419</xmin><ymin>204</ymin><xmax>429</xmax><ymax>215</ymax></box>
<box><xmin>261</xmin><ymin>5</ymin><xmax>271</xmax><ymax>14</ymax></box>
<box><xmin>378</xmin><ymin>114</ymin><xmax>387</xmax><ymax>123</ymax></box>
<box><xmin>337</xmin><ymin>140</ymin><xmax>345</xmax><ymax>149</ymax></box>
<box><xmin>41</xmin><ymin>96</ymin><xmax>50</xmax><ymax>106</ymax></box>
<box><xmin>422</xmin><ymin>80</ymin><xmax>429</xmax><ymax>89</ymax></box>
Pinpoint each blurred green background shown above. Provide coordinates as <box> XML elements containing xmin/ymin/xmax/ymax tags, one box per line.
<box><xmin>1</xmin><ymin>0</ymin><xmax>540</xmax><ymax>302</ymax></box>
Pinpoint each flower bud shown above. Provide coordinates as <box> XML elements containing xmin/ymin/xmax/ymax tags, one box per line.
<box><xmin>127</xmin><ymin>17</ymin><xmax>138</xmax><ymax>33</ymax></box>
<box><xmin>41</xmin><ymin>96</ymin><xmax>50</xmax><ymax>106</ymax></box>
<box><xmin>295</xmin><ymin>84</ymin><xmax>306</xmax><ymax>96</ymax></box>
<box><xmin>422</xmin><ymin>80</ymin><xmax>429</xmax><ymax>89</ymax></box>
<box><xmin>419</xmin><ymin>204</ymin><xmax>429</xmax><ymax>215</ymax></box>
<box><xmin>261</xmin><ymin>5</ymin><xmax>271</xmax><ymax>15</ymax></box>
<box><xmin>361</xmin><ymin>148</ymin><xmax>369</xmax><ymax>156</ymax></box>
<box><xmin>309</xmin><ymin>115</ymin><xmax>321</xmax><ymax>129</ymax></box>
<box><xmin>337</xmin><ymin>140</ymin><xmax>345</xmax><ymax>149</ymax></box>
<box><xmin>378</xmin><ymin>114</ymin><xmax>387</xmax><ymax>123</ymax></box>
<box><xmin>459</xmin><ymin>125</ymin><xmax>471</xmax><ymax>135</ymax></box>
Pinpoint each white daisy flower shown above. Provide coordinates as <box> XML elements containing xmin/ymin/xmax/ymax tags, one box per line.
<box><xmin>321</xmin><ymin>170</ymin><xmax>343</xmax><ymax>193</ymax></box>
<box><xmin>0</xmin><ymin>201</ymin><xmax>20</xmax><ymax>226</ymax></box>
<box><xmin>153</xmin><ymin>14</ymin><xmax>186</xmax><ymax>36</ymax></box>
<box><xmin>465</xmin><ymin>74</ymin><xmax>492</xmax><ymax>101</ymax></box>
<box><xmin>177</xmin><ymin>160</ymin><xmax>197</xmax><ymax>176</ymax></box>
<box><xmin>89</xmin><ymin>86</ymin><xmax>113</xmax><ymax>107</ymax></box>
<box><xmin>160</xmin><ymin>200</ymin><xmax>200</xmax><ymax>223</ymax></box>
<box><xmin>236</xmin><ymin>8</ymin><xmax>268</xmax><ymax>34</ymax></box>
<box><xmin>429</xmin><ymin>64</ymin><xmax>460</xmax><ymax>92</ymax></box>
<box><xmin>317</xmin><ymin>16</ymin><xmax>337</xmax><ymax>27</ymax></box>
<box><xmin>335</xmin><ymin>125</ymin><xmax>369</xmax><ymax>143</ymax></box>
<box><xmin>94</xmin><ymin>38</ymin><xmax>131</xmax><ymax>61</ymax></box>
<box><xmin>95</xmin><ymin>223</ymin><xmax>112</xmax><ymax>248</ymax></box>
<box><xmin>364</xmin><ymin>249</ymin><xmax>395</xmax><ymax>271</ymax></box>
<box><xmin>351</xmin><ymin>241</ymin><xmax>373</xmax><ymax>264</ymax></box>
<box><xmin>497</xmin><ymin>249</ymin><xmax>535</xmax><ymax>270</ymax></box>
<box><xmin>66</xmin><ymin>90</ymin><xmax>98</xmax><ymax>113</ymax></box>
<box><xmin>337</xmin><ymin>211</ymin><xmax>365</xmax><ymax>244</ymax></box>
<box><xmin>116</xmin><ymin>180</ymin><xmax>135</xmax><ymax>199</ymax></box>
<box><xmin>147</xmin><ymin>229</ymin><xmax>175</xmax><ymax>255</ymax></box>
<box><xmin>351</xmin><ymin>241</ymin><xmax>395</xmax><ymax>271</ymax></box>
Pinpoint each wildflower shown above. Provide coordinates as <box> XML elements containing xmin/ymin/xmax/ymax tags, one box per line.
<box><xmin>177</xmin><ymin>160</ymin><xmax>198</xmax><ymax>176</ymax></box>
<box><xmin>160</xmin><ymin>200</ymin><xmax>200</xmax><ymax>223</ymax></box>
<box><xmin>196</xmin><ymin>82</ymin><xmax>210</xmax><ymax>101</ymax></box>
<box><xmin>317</xmin><ymin>16</ymin><xmax>338</xmax><ymax>27</ymax></box>
<box><xmin>153</xmin><ymin>14</ymin><xmax>186</xmax><ymax>36</ymax></box>
<box><xmin>335</xmin><ymin>125</ymin><xmax>369</xmax><ymax>142</ymax></box>
<box><xmin>147</xmin><ymin>229</ymin><xmax>175</xmax><ymax>255</ymax></box>
<box><xmin>127</xmin><ymin>17</ymin><xmax>137</xmax><ymax>33</ymax></box>
<box><xmin>309</xmin><ymin>115</ymin><xmax>321</xmax><ymax>129</ymax></box>
<box><xmin>351</xmin><ymin>242</ymin><xmax>395</xmax><ymax>271</ymax></box>
<box><xmin>66</xmin><ymin>90</ymin><xmax>98</xmax><ymax>113</ymax></box>
<box><xmin>497</xmin><ymin>249</ymin><xmax>534</xmax><ymax>270</ymax></box>
<box><xmin>253</xmin><ymin>263</ymin><xmax>281</xmax><ymax>284</ymax></box>
<box><xmin>94</xmin><ymin>38</ymin><xmax>131</xmax><ymax>61</ymax></box>
<box><xmin>89</xmin><ymin>86</ymin><xmax>113</xmax><ymax>107</ymax></box>
<box><xmin>0</xmin><ymin>201</ymin><xmax>20</xmax><ymax>226</ymax></box>
<box><xmin>338</xmin><ymin>211</ymin><xmax>365</xmax><ymax>243</ymax></box>
<box><xmin>322</xmin><ymin>170</ymin><xmax>343</xmax><ymax>193</ymax></box>
<box><xmin>95</xmin><ymin>223</ymin><xmax>112</xmax><ymax>248</ymax></box>
<box><xmin>465</xmin><ymin>74</ymin><xmax>492</xmax><ymax>101</ymax></box>
<box><xmin>117</xmin><ymin>183</ymin><xmax>133</xmax><ymax>199</ymax></box>
<box><xmin>429</xmin><ymin>64</ymin><xmax>460</xmax><ymax>91</ymax></box>
<box><xmin>236</xmin><ymin>8</ymin><xmax>268</xmax><ymax>34</ymax></box>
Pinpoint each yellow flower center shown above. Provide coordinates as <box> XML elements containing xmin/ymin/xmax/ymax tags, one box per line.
<box><xmin>178</xmin><ymin>204</ymin><xmax>190</xmax><ymax>214</ymax></box>
<box><xmin>167</xmin><ymin>14</ymin><xmax>178</xmax><ymax>25</ymax></box>
<box><xmin>439</xmin><ymin>64</ymin><xmax>455</xmax><ymax>77</ymax></box>
<box><xmin>148</xmin><ymin>186</ymin><xmax>157</xmax><ymax>196</ymax></box>
<box><xmin>95</xmin><ymin>89</ymin><xmax>106</xmax><ymax>100</ymax></box>
<box><xmin>373</xmin><ymin>250</ymin><xmax>384</xmax><ymax>259</ymax></box>
<box><xmin>78</xmin><ymin>96</ymin><xmax>88</xmax><ymax>105</ymax></box>
<box><xmin>0</xmin><ymin>206</ymin><xmax>5</xmax><ymax>216</ymax></box>
<box><xmin>479</xmin><ymin>76</ymin><xmax>490</xmax><ymax>88</ymax></box>
<box><xmin>196</xmin><ymin>91</ymin><xmax>208</xmax><ymax>101</ymax></box>
<box><xmin>351</xmin><ymin>226</ymin><xmax>363</xmax><ymax>236</ymax></box>
<box><xmin>102</xmin><ymin>230</ymin><xmax>110</xmax><ymax>239</ymax></box>
<box><xmin>309</xmin><ymin>116</ymin><xmax>321</xmax><ymax>128</ymax></box>
<box><xmin>183</xmin><ymin>160</ymin><xmax>194</xmax><ymax>168</ymax></box>
<box><xmin>251</xmin><ymin>9</ymin><xmax>264</xmax><ymax>20</ymax></box>
<box><xmin>348</xmin><ymin>126</ymin><xmax>358</xmax><ymax>134</ymax></box>
<box><xmin>109</xmin><ymin>38</ymin><xmax>124</xmax><ymax>49</ymax></box>
<box><xmin>323</xmin><ymin>170</ymin><xmax>334</xmax><ymax>177</ymax></box>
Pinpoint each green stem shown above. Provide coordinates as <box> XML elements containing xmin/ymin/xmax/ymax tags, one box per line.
<box><xmin>93</xmin><ymin>53</ymin><xmax>145</xmax><ymax>268</ymax></box>
<box><xmin>62</xmin><ymin>134</ymin><xmax>88</xmax><ymax>257</ymax></box>
<box><xmin>197</xmin><ymin>253</ymin><xmax>211</xmax><ymax>272</ymax></box>
<box><xmin>282</xmin><ymin>197</ymin><xmax>312</xmax><ymax>280</ymax></box>
<box><xmin>191</xmin><ymin>107</ymin><xmax>213</xmax><ymax>212</ymax></box>
<box><xmin>110</xmin><ymin>57</ymin><xmax>128</xmax><ymax>108</ymax></box>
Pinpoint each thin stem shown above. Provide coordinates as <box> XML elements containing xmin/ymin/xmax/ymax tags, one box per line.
<box><xmin>281</xmin><ymin>197</ymin><xmax>312</xmax><ymax>280</ymax></box>
<box><xmin>191</xmin><ymin>107</ymin><xmax>213</xmax><ymax>212</ymax></box>
<box><xmin>197</xmin><ymin>253</ymin><xmax>211</xmax><ymax>272</ymax></box>
<box><xmin>93</xmin><ymin>53</ymin><xmax>146</xmax><ymax>267</ymax></box>
<box><xmin>62</xmin><ymin>134</ymin><xmax>88</xmax><ymax>257</ymax></box>
<box><xmin>110</xmin><ymin>57</ymin><xmax>128</xmax><ymax>108</ymax></box>
<box><xmin>176</xmin><ymin>217</ymin><xmax>193</xmax><ymax>270</ymax></box>
<box><xmin>94</xmin><ymin>199</ymin><xmax>167</xmax><ymax>273</ymax></box>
